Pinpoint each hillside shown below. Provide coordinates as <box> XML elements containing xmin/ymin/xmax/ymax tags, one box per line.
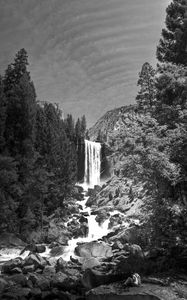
<box><xmin>88</xmin><ymin>104</ymin><xmax>135</xmax><ymax>141</ymax></box>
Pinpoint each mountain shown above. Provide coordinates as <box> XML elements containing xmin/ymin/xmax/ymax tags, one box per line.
<box><xmin>88</xmin><ymin>104</ymin><xmax>136</xmax><ymax>141</ymax></box>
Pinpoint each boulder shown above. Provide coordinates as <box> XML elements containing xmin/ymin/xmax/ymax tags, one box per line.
<box><xmin>56</xmin><ymin>257</ymin><xmax>68</xmax><ymax>272</ymax></box>
<box><xmin>36</xmin><ymin>244</ymin><xmax>46</xmax><ymax>253</ymax></box>
<box><xmin>51</xmin><ymin>270</ymin><xmax>80</xmax><ymax>290</ymax></box>
<box><xmin>79</xmin><ymin>215</ymin><xmax>88</xmax><ymax>223</ymax></box>
<box><xmin>23</xmin><ymin>264</ymin><xmax>35</xmax><ymax>273</ymax></box>
<box><xmin>24</xmin><ymin>253</ymin><xmax>47</xmax><ymax>269</ymax></box>
<box><xmin>75</xmin><ymin>242</ymin><xmax>113</xmax><ymax>259</ymax></box>
<box><xmin>82</xmin><ymin>257</ymin><xmax>101</xmax><ymax>270</ymax></box>
<box><xmin>1</xmin><ymin>257</ymin><xmax>23</xmax><ymax>274</ymax></box>
<box><xmin>29</xmin><ymin>273</ymin><xmax>50</xmax><ymax>291</ymax></box>
<box><xmin>50</xmin><ymin>246</ymin><xmax>65</xmax><ymax>257</ymax></box>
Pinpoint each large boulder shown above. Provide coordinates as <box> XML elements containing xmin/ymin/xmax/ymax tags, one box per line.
<box><xmin>51</xmin><ymin>270</ymin><xmax>81</xmax><ymax>290</ymax></box>
<box><xmin>29</xmin><ymin>273</ymin><xmax>50</xmax><ymax>291</ymax></box>
<box><xmin>50</xmin><ymin>246</ymin><xmax>65</xmax><ymax>257</ymax></box>
<box><xmin>23</xmin><ymin>253</ymin><xmax>47</xmax><ymax>270</ymax></box>
<box><xmin>1</xmin><ymin>257</ymin><xmax>23</xmax><ymax>274</ymax></box>
<box><xmin>75</xmin><ymin>242</ymin><xmax>113</xmax><ymax>259</ymax></box>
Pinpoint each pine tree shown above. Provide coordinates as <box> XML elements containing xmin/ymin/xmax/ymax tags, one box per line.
<box><xmin>0</xmin><ymin>76</ymin><xmax>7</xmax><ymax>153</ymax></box>
<box><xmin>157</xmin><ymin>0</ymin><xmax>187</xmax><ymax>65</ymax></box>
<box><xmin>80</xmin><ymin>115</ymin><xmax>86</xmax><ymax>138</ymax></box>
<box><xmin>136</xmin><ymin>62</ymin><xmax>156</xmax><ymax>111</ymax></box>
<box><xmin>3</xmin><ymin>49</ymin><xmax>36</xmax><ymax>158</ymax></box>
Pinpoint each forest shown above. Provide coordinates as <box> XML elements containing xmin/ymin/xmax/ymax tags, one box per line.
<box><xmin>0</xmin><ymin>48</ymin><xmax>87</xmax><ymax>240</ymax></box>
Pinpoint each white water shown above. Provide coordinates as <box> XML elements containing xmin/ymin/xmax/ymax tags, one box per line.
<box><xmin>62</xmin><ymin>194</ymin><xmax>111</xmax><ymax>261</ymax></box>
<box><xmin>84</xmin><ymin>140</ymin><xmax>101</xmax><ymax>188</ymax></box>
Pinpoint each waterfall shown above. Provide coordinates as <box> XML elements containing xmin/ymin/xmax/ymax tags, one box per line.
<box><xmin>84</xmin><ymin>140</ymin><xmax>101</xmax><ymax>187</ymax></box>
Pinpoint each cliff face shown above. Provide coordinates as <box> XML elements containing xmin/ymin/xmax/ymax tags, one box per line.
<box><xmin>88</xmin><ymin>105</ymin><xmax>135</xmax><ymax>141</ymax></box>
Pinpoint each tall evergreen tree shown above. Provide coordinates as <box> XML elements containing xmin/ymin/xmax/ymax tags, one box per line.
<box><xmin>0</xmin><ymin>76</ymin><xmax>7</xmax><ymax>153</ymax></box>
<box><xmin>157</xmin><ymin>0</ymin><xmax>187</xmax><ymax>65</ymax></box>
<box><xmin>3</xmin><ymin>49</ymin><xmax>36</xmax><ymax>159</ymax></box>
<box><xmin>136</xmin><ymin>62</ymin><xmax>156</xmax><ymax>110</ymax></box>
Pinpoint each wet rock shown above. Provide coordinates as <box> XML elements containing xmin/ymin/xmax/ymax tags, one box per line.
<box><xmin>56</xmin><ymin>257</ymin><xmax>68</xmax><ymax>272</ymax></box>
<box><xmin>24</xmin><ymin>253</ymin><xmax>47</xmax><ymax>270</ymax></box>
<box><xmin>36</xmin><ymin>244</ymin><xmax>46</xmax><ymax>253</ymax></box>
<box><xmin>79</xmin><ymin>215</ymin><xmax>88</xmax><ymax>223</ymax></box>
<box><xmin>23</xmin><ymin>264</ymin><xmax>35</xmax><ymax>274</ymax></box>
<box><xmin>29</xmin><ymin>273</ymin><xmax>50</xmax><ymax>291</ymax></box>
<box><xmin>11</xmin><ymin>267</ymin><xmax>22</xmax><ymax>274</ymax></box>
<box><xmin>50</xmin><ymin>245</ymin><xmax>65</xmax><ymax>257</ymax></box>
<box><xmin>82</xmin><ymin>257</ymin><xmax>101</xmax><ymax>270</ymax></box>
<box><xmin>75</xmin><ymin>241</ymin><xmax>113</xmax><ymax>259</ymax></box>
<box><xmin>2</xmin><ymin>257</ymin><xmax>23</xmax><ymax>274</ymax></box>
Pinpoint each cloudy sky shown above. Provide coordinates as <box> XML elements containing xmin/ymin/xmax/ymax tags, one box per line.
<box><xmin>0</xmin><ymin>0</ymin><xmax>170</xmax><ymax>126</ymax></box>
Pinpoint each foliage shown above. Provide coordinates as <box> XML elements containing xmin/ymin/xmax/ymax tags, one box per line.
<box><xmin>136</xmin><ymin>62</ymin><xmax>156</xmax><ymax>111</ymax></box>
<box><xmin>0</xmin><ymin>49</ymin><xmax>87</xmax><ymax>239</ymax></box>
<box><xmin>157</xmin><ymin>0</ymin><xmax>187</xmax><ymax>66</ymax></box>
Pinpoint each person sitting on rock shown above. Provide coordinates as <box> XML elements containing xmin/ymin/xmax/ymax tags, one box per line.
<box><xmin>123</xmin><ymin>273</ymin><xmax>141</xmax><ymax>288</ymax></box>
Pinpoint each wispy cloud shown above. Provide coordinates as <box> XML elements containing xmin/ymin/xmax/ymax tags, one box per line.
<box><xmin>0</xmin><ymin>0</ymin><xmax>169</xmax><ymax>126</ymax></box>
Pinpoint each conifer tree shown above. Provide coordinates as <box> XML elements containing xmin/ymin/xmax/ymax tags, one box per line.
<box><xmin>136</xmin><ymin>62</ymin><xmax>156</xmax><ymax>110</ymax></box>
<box><xmin>157</xmin><ymin>0</ymin><xmax>187</xmax><ymax>65</ymax></box>
<box><xmin>0</xmin><ymin>76</ymin><xmax>7</xmax><ymax>153</ymax></box>
<box><xmin>3</xmin><ymin>49</ymin><xmax>36</xmax><ymax>158</ymax></box>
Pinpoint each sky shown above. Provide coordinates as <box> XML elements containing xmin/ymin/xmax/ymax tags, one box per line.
<box><xmin>0</xmin><ymin>0</ymin><xmax>170</xmax><ymax>127</ymax></box>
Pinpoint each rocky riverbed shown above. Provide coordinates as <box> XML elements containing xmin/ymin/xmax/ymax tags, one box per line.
<box><xmin>0</xmin><ymin>183</ymin><xmax>187</xmax><ymax>300</ymax></box>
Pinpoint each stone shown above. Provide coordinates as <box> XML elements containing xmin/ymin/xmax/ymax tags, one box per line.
<box><xmin>1</xmin><ymin>257</ymin><xmax>23</xmax><ymax>274</ymax></box>
<box><xmin>29</xmin><ymin>273</ymin><xmax>50</xmax><ymax>291</ymax></box>
<box><xmin>2</xmin><ymin>287</ymin><xmax>31</xmax><ymax>299</ymax></box>
<box><xmin>42</xmin><ymin>265</ymin><xmax>56</xmax><ymax>278</ymax></box>
<box><xmin>56</xmin><ymin>257</ymin><xmax>68</xmax><ymax>272</ymax></box>
<box><xmin>9</xmin><ymin>273</ymin><xmax>28</xmax><ymax>287</ymax></box>
<box><xmin>75</xmin><ymin>241</ymin><xmax>113</xmax><ymax>259</ymax></box>
<box><xmin>51</xmin><ymin>270</ymin><xmax>80</xmax><ymax>290</ymax></box>
<box><xmin>82</xmin><ymin>257</ymin><xmax>101</xmax><ymax>270</ymax></box>
<box><xmin>50</xmin><ymin>245</ymin><xmax>65</xmax><ymax>257</ymax></box>
<box><xmin>23</xmin><ymin>264</ymin><xmax>35</xmax><ymax>274</ymax></box>
<box><xmin>10</xmin><ymin>267</ymin><xmax>22</xmax><ymax>274</ymax></box>
<box><xmin>79</xmin><ymin>215</ymin><xmax>88</xmax><ymax>223</ymax></box>
<box><xmin>36</xmin><ymin>244</ymin><xmax>46</xmax><ymax>253</ymax></box>
<box><xmin>24</xmin><ymin>253</ymin><xmax>47</xmax><ymax>269</ymax></box>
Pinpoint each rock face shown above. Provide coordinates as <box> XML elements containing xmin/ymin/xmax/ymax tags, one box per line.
<box><xmin>75</xmin><ymin>241</ymin><xmax>113</xmax><ymax>259</ymax></box>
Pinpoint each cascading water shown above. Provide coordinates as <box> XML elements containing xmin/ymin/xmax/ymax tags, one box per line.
<box><xmin>84</xmin><ymin>140</ymin><xmax>101</xmax><ymax>188</ymax></box>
